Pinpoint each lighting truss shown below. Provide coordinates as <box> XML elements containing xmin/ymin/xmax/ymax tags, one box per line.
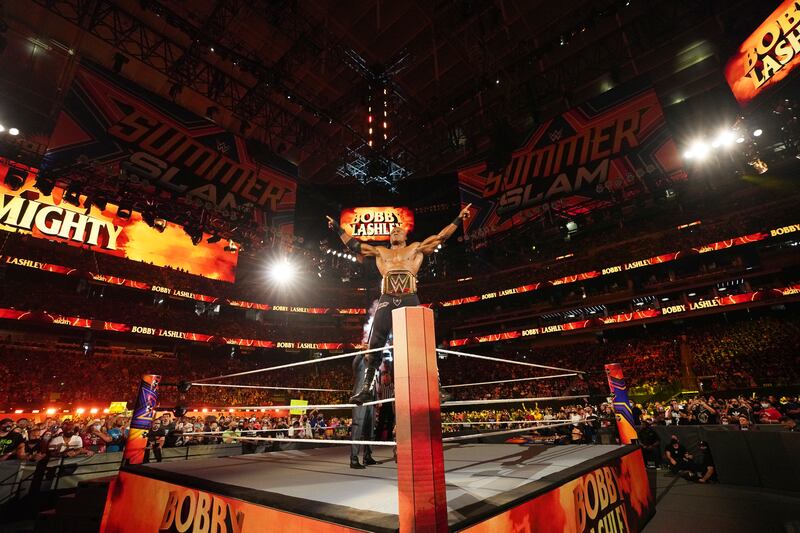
<box><xmin>336</xmin><ymin>146</ymin><xmax>409</xmax><ymax>190</ymax></box>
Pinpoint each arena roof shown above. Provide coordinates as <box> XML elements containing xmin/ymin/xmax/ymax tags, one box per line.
<box><xmin>0</xmin><ymin>0</ymin><xmax>779</xmax><ymax>187</ymax></box>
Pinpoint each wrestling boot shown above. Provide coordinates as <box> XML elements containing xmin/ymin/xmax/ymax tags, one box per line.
<box><xmin>363</xmin><ymin>455</ymin><xmax>378</xmax><ymax>466</ymax></box>
<box><xmin>350</xmin><ymin>457</ymin><xmax>366</xmax><ymax>469</ymax></box>
<box><xmin>349</xmin><ymin>366</ymin><xmax>378</xmax><ymax>405</ymax></box>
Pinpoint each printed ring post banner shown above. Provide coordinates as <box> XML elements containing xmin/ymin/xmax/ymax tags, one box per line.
<box><xmin>44</xmin><ymin>59</ymin><xmax>297</xmax><ymax>234</ymax></box>
<box><xmin>724</xmin><ymin>0</ymin><xmax>800</xmax><ymax>106</ymax></box>
<box><xmin>461</xmin><ymin>448</ymin><xmax>654</xmax><ymax>533</ymax></box>
<box><xmin>0</xmin><ymin>163</ymin><xmax>239</xmax><ymax>282</ymax></box>
<box><xmin>100</xmin><ymin>471</ymin><xmax>359</xmax><ymax>533</ymax></box>
<box><xmin>458</xmin><ymin>80</ymin><xmax>686</xmax><ymax>236</ymax></box>
<box><xmin>100</xmin><ymin>448</ymin><xmax>652</xmax><ymax>533</ymax></box>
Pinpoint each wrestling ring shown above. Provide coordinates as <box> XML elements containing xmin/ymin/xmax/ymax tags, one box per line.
<box><xmin>100</xmin><ymin>307</ymin><xmax>655</xmax><ymax>533</ymax></box>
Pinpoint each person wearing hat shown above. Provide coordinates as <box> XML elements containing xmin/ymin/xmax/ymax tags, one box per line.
<box><xmin>0</xmin><ymin>418</ymin><xmax>26</xmax><ymax>461</ymax></box>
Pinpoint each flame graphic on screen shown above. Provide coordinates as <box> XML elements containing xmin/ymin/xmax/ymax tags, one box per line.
<box><xmin>0</xmin><ymin>165</ymin><xmax>238</xmax><ymax>282</ymax></box>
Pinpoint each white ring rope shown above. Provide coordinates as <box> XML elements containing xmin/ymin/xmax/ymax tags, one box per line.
<box><xmin>191</xmin><ymin>345</ymin><xmax>391</xmax><ymax>384</ymax></box>
<box><xmin>442</xmin><ymin>372</ymin><xmax>577</xmax><ymax>389</ymax></box>
<box><xmin>188</xmin><ymin>435</ymin><xmax>397</xmax><ymax>446</ymax></box>
<box><xmin>442</xmin><ymin>394</ymin><xmax>589</xmax><ymax>407</ymax></box>
<box><xmin>442</xmin><ymin>420</ymin><xmax>577</xmax><ymax>442</ymax></box>
<box><xmin>436</xmin><ymin>348</ymin><xmax>585</xmax><ymax>375</ymax></box>
<box><xmin>191</xmin><ymin>383</ymin><xmax>351</xmax><ymax>392</ymax></box>
<box><xmin>442</xmin><ymin>419</ymin><xmax>568</xmax><ymax>426</ymax></box>
<box><xmin>185</xmin><ymin>398</ymin><xmax>395</xmax><ymax>412</ymax></box>
<box><xmin>174</xmin><ymin>420</ymin><xmax>570</xmax><ymax>435</ymax></box>
<box><xmin>184</xmin><ymin>427</ymin><xmax>341</xmax><ymax>436</ymax></box>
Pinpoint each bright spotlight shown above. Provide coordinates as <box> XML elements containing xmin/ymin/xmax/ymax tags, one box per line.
<box><xmin>714</xmin><ymin>130</ymin><xmax>735</xmax><ymax>148</ymax></box>
<box><xmin>736</xmin><ymin>136</ymin><xmax>745</xmax><ymax>144</ymax></box>
<box><xmin>8</xmin><ymin>127</ymin><xmax>19</xmax><ymax>136</ymax></box>
<box><xmin>268</xmin><ymin>259</ymin><xmax>296</xmax><ymax>284</ymax></box>
<box><xmin>0</xmin><ymin>124</ymin><xmax>4</xmax><ymax>133</ymax></box>
<box><xmin>752</xmin><ymin>128</ymin><xmax>763</xmax><ymax>137</ymax></box>
<box><xmin>687</xmin><ymin>140</ymin><xmax>709</xmax><ymax>161</ymax></box>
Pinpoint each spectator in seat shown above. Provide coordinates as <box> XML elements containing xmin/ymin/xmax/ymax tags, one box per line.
<box><xmin>81</xmin><ymin>420</ymin><xmax>112</xmax><ymax>454</ymax></box>
<box><xmin>106</xmin><ymin>418</ymin><xmax>128</xmax><ymax>452</ymax></box>
<box><xmin>49</xmin><ymin>423</ymin><xmax>93</xmax><ymax>457</ymax></box>
<box><xmin>14</xmin><ymin>418</ymin><xmax>30</xmax><ymax>440</ymax></box>
<box><xmin>728</xmin><ymin>397</ymin><xmax>750</xmax><ymax>420</ymax></box>
<box><xmin>780</xmin><ymin>416</ymin><xmax>798</xmax><ymax>432</ymax></box>
<box><xmin>0</xmin><ymin>418</ymin><xmax>26</xmax><ymax>461</ymax></box>
<box><xmin>737</xmin><ymin>415</ymin><xmax>755</xmax><ymax>431</ymax></box>
<box><xmin>691</xmin><ymin>397</ymin><xmax>717</xmax><ymax>425</ymax></box>
<box><xmin>222</xmin><ymin>424</ymin><xmax>240</xmax><ymax>444</ymax></box>
<box><xmin>757</xmin><ymin>399</ymin><xmax>782</xmax><ymax>423</ymax></box>
<box><xmin>727</xmin><ymin>398</ymin><xmax>750</xmax><ymax>421</ymax></box>
<box><xmin>23</xmin><ymin>428</ymin><xmax>47</xmax><ymax>462</ymax></box>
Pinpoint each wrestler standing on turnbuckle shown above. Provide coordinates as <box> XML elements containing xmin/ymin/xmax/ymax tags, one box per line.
<box><xmin>326</xmin><ymin>203</ymin><xmax>472</xmax><ymax>408</ymax></box>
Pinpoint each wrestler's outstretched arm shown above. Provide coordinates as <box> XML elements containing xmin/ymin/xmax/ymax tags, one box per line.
<box><xmin>327</xmin><ymin>216</ymin><xmax>380</xmax><ymax>257</ymax></box>
<box><xmin>418</xmin><ymin>203</ymin><xmax>472</xmax><ymax>255</ymax></box>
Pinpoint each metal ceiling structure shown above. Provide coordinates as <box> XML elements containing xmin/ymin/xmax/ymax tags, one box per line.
<box><xmin>0</xmin><ymin>0</ymin><xmax>778</xmax><ymax>186</ymax></box>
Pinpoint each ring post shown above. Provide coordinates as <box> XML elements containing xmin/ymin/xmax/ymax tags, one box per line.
<box><xmin>604</xmin><ymin>363</ymin><xmax>639</xmax><ymax>444</ymax></box>
<box><xmin>392</xmin><ymin>306</ymin><xmax>448</xmax><ymax>533</ymax></box>
<box><xmin>122</xmin><ymin>374</ymin><xmax>161</xmax><ymax>465</ymax></box>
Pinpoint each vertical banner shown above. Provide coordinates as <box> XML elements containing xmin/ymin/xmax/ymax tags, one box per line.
<box><xmin>45</xmin><ymin>60</ymin><xmax>297</xmax><ymax>234</ymax></box>
<box><xmin>458</xmin><ymin>80</ymin><xmax>685</xmax><ymax>237</ymax></box>
<box><xmin>605</xmin><ymin>364</ymin><xmax>638</xmax><ymax>444</ymax></box>
<box><xmin>123</xmin><ymin>374</ymin><xmax>161</xmax><ymax>465</ymax></box>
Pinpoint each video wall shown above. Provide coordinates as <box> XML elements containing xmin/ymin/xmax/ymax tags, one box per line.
<box><xmin>339</xmin><ymin>206</ymin><xmax>414</xmax><ymax>242</ymax></box>
<box><xmin>0</xmin><ymin>163</ymin><xmax>239</xmax><ymax>282</ymax></box>
<box><xmin>724</xmin><ymin>0</ymin><xmax>800</xmax><ymax>106</ymax></box>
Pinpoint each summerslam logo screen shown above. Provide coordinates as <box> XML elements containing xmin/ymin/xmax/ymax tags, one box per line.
<box><xmin>0</xmin><ymin>163</ymin><xmax>238</xmax><ymax>282</ymax></box>
<box><xmin>725</xmin><ymin>0</ymin><xmax>800</xmax><ymax>105</ymax></box>
<box><xmin>458</xmin><ymin>80</ymin><xmax>685</xmax><ymax>236</ymax></box>
<box><xmin>340</xmin><ymin>206</ymin><xmax>414</xmax><ymax>242</ymax></box>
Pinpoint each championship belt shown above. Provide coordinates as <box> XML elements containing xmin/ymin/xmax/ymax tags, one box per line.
<box><xmin>381</xmin><ymin>271</ymin><xmax>417</xmax><ymax>296</ymax></box>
